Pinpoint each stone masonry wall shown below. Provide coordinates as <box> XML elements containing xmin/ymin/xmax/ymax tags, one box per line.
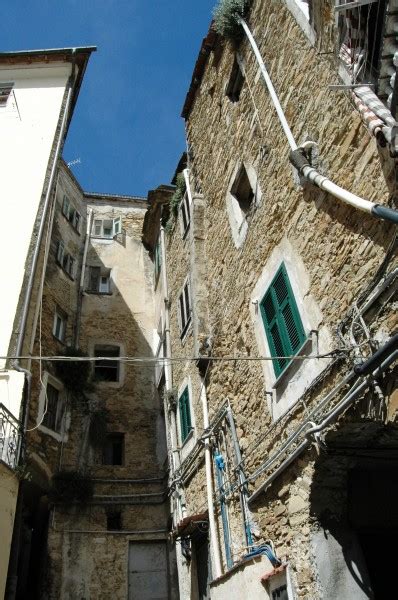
<box><xmin>164</xmin><ymin>0</ymin><xmax>398</xmax><ymax>597</ymax></box>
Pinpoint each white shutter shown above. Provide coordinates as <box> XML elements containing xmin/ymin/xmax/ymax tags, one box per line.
<box><xmin>113</xmin><ymin>217</ymin><xmax>122</xmax><ymax>236</ymax></box>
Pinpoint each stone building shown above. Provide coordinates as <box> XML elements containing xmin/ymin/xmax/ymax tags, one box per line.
<box><xmin>142</xmin><ymin>0</ymin><xmax>398</xmax><ymax>598</ymax></box>
<box><xmin>5</xmin><ymin>160</ymin><xmax>178</xmax><ymax>599</ymax></box>
<box><xmin>0</xmin><ymin>47</ymin><xmax>95</xmax><ymax>598</ymax></box>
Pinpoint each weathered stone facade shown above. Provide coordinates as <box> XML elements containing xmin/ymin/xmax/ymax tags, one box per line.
<box><xmin>143</xmin><ymin>1</ymin><xmax>398</xmax><ymax>598</ymax></box>
<box><xmin>17</xmin><ymin>163</ymin><xmax>178</xmax><ymax>599</ymax></box>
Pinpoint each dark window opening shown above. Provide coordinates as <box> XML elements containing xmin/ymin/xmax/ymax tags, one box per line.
<box><xmin>231</xmin><ymin>165</ymin><xmax>254</xmax><ymax>215</ymax></box>
<box><xmin>106</xmin><ymin>510</ymin><xmax>122</xmax><ymax>530</ymax></box>
<box><xmin>42</xmin><ymin>383</ymin><xmax>64</xmax><ymax>433</ymax></box>
<box><xmin>94</xmin><ymin>345</ymin><xmax>120</xmax><ymax>382</ymax></box>
<box><xmin>226</xmin><ymin>58</ymin><xmax>244</xmax><ymax>102</ymax></box>
<box><xmin>338</xmin><ymin>1</ymin><xmax>386</xmax><ymax>84</ymax></box>
<box><xmin>102</xmin><ymin>433</ymin><xmax>124</xmax><ymax>465</ymax></box>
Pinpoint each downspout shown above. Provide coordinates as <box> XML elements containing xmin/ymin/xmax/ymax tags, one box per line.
<box><xmin>160</xmin><ymin>225</ymin><xmax>186</xmax><ymax>521</ymax></box>
<box><xmin>200</xmin><ymin>377</ymin><xmax>223</xmax><ymax>578</ymax></box>
<box><xmin>74</xmin><ymin>208</ymin><xmax>93</xmax><ymax>348</ymax></box>
<box><xmin>226</xmin><ymin>404</ymin><xmax>254</xmax><ymax>550</ymax></box>
<box><xmin>237</xmin><ymin>17</ymin><xmax>398</xmax><ymax>226</ymax></box>
<box><xmin>15</xmin><ymin>50</ymin><xmax>78</xmax><ymax>437</ymax></box>
<box><xmin>248</xmin><ymin>342</ymin><xmax>398</xmax><ymax>504</ymax></box>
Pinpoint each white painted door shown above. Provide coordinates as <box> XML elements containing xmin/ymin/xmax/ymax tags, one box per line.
<box><xmin>128</xmin><ymin>542</ymin><xmax>168</xmax><ymax>600</ymax></box>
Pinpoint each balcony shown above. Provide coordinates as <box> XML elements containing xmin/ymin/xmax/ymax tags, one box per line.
<box><xmin>0</xmin><ymin>403</ymin><xmax>22</xmax><ymax>469</ymax></box>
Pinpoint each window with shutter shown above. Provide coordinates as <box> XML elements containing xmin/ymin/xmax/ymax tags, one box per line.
<box><xmin>260</xmin><ymin>264</ymin><xmax>306</xmax><ymax>377</ymax></box>
<box><xmin>178</xmin><ymin>387</ymin><xmax>192</xmax><ymax>443</ymax></box>
<box><xmin>178</xmin><ymin>278</ymin><xmax>192</xmax><ymax>339</ymax></box>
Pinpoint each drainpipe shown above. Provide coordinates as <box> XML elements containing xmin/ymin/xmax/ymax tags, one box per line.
<box><xmin>226</xmin><ymin>404</ymin><xmax>254</xmax><ymax>550</ymax></box>
<box><xmin>200</xmin><ymin>377</ymin><xmax>223</xmax><ymax>578</ymax></box>
<box><xmin>238</xmin><ymin>17</ymin><xmax>398</xmax><ymax>226</ymax></box>
<box><xmin>248</xmin><ymin>343</ymin><xmax>398</xmax><ymax>504</ymax></box>
<box><xmin>74</xmin><ymin>208</ymin><xmax>93</xmax><ymax>348</ymax></box>
<box><xmin>160</xmin><ymin>225</ymin><xmax>186</xmax><ymax>521</ymax></box>
<box><xmin>15</xmin><ymin>51</ymin><xmax>77</xmax><ymax>437</ymax></box>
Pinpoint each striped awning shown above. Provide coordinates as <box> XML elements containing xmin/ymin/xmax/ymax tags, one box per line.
<box><xmin>352</xmin><ymin>85</ymin><xmax>398</xmax><ymax>156</ymax></box>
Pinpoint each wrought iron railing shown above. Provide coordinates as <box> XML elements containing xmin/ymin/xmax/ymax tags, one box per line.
<box><xmin>0</xmin><ymin>403</ymin><xmax>21</xmax><ymax>469</ymax></box>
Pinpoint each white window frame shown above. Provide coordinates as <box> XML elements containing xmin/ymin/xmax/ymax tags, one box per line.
<box><xmin>177</xmin><ymin>276</ymin><xmax>192</xmax><ymax>340</ymax></box>
<box><xmin>250</xmin><ymin>238</ymin><xmax>332</xmax><ymax>421</ymax></box>
<box><xmin>226</xmin><ymin>160</ymin><xmax>262</xmax><ymax>249</ymax></box>
<box><xmin>53</xmin><ymin>307</ymin><xmax>67</xmax><ymax>342</ymax></box>
<box><xmin>93</xmin><ymin>217</ymin><xmax>122</xmax><ymax>239</ymax></box>
<box><xmin>88</xmin><ymin>266</ymin><xmax>111</xmax><ymax>294</ymax></box>
<box><xmin>37</xmin><ymin>372</ymin><xmax>69</xmax><ymax>441</ymax></box>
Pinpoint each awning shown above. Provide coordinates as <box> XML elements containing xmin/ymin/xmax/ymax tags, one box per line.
<box><xmin>352</xmin><ymin>85</ymin><xmax>398</xmax><ymax>156</ymax></box>
<box><xmin>173</xmin><ymin>511</ymin><xmax>208</xmax><ymax>538</ymax></box>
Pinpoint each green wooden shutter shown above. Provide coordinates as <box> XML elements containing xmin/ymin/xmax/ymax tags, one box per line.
<box><xmin>260</xmin><ymin>264</ymin><xmax>306</xmax><ymax>377</ymax></box>
<box><xmin>179</xmin><ymin>387</ymin><xmax>192</xmax><ymax>442</ymax></box>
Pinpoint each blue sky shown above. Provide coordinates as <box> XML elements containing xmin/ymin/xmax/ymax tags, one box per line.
<box><xmin>2</xmin><ymin>1</ymin><xmax>216</xmax><ymax>196</ymax></box>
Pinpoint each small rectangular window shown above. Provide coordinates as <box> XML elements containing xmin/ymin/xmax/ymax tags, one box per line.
<box><xmin>92</xmin><ymin>218</ymin><xmax>122</xmax><ymax>238</ymax></box>
<box><xmin>73</xmin><ymin>211</ymin><xmax>81</xmax><ymax>233</ymax></box>
<box><xmin>62</xmin><ymin>254</ymin><xmax>75</xmax><ymax>278</ymax></box>
<box><xmin>106</xmin><ymin>510</ymin><xmax>122</xmax><ymax>530</ymax></box>
<box><xmin>226</xmin><ymin>57</ymin><xmax>244</xmax><ymax>102</ymax></box>
<box><xmin>0</xmin><ymin>83</ymin><xmax>13</xmax><ymax>106</ymax></box>
<box><xmin>179</xmin><ymin>387</ymin><xmax>192</xmax><ymax>443</ymax></box>
<box><xmin>53</xmin><ymin>308</ymin><xmax>67</xmax><ymax>342</ymax></box>
<box><xmin>94</xmin><ymin>220</ymin><xmax>102</xmax><ymax>236</ymax></box>
<box><xmin>88</xmin><ymin>267</ymin><xmax>111</xmax><ymax>293</ymax></box>
<box><xmin>94</xmin><ymin>345</ymin><xmax>120</xmax><ymax>382</ymax></box>
<box><xmin>56</xmin><ymin>240</ymin><xmax>65</xmax><ymax>265</ymax></box>
<box><xmin>231</xmin><ymin>165</ymin><xmax>254</xmax><ymax>216</ymax></box>
<box><xmin>260</xmin><ymin>264</ymin><xmax>306</xmax><ymax>377</ymax></box>
<box><xmin>178</xmin><ymin>278</ymin><xmax>192</xmax><ymax>338</ymax></box>
<box><xmin>102</xmin><ymin>433</ymin><xmax>124</xmax><ymax>465</ymax></box>
<box><xmin>62</xmin><ymin>195</ymin><xmax>70</xmax><ymax>219</ymax></box>
<box><xmin>113</xmin><ymin>217</ymin><xmax>122</xmax><ymax>235</ymax></box>
<box><xmin>42</xmin><ymin>383</ymin><xmax>64</xmax><ymax>434</ymax></box>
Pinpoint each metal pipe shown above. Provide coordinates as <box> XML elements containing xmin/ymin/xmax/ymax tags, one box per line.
<box><xmin>226</xmin><ymin>404</ymin><xmax>253</xmax><ymax>549</ymax></box>
<box><xmin>248</xmin><ymin>347</ymin><xmax>398</xmax><ymax>503</ymax></box>
<box><xmin>239</xmin><ymin>17</ymin><xmax>398</xmax><ymax>225</ymax></box>
<box><xmin>201</xmin><ymin>377</ymin><xmax>223</xmax><ymax>578</ymax></box>
<box><xmin>354</xmin><ymin>334</ymin><xmax>398</xmax><ymax>376</ymax></box>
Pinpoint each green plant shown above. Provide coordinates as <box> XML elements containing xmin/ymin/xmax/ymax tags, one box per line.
<box><xmin>165</xmin><ymin>172</ymin><xmax>186</xmax><ymax>233</ymax></box>
<box><xmin>50</xmin><ymin>470</ymin><xmax>93</xmax><ymax>503</ymax></box>
<box><xmin>55</xmin><ymin>347</ymin><xmax>92</xmax><ymax>393</ymax></box>
<box><xmin>213</xmin><ymin>0</ymin><xmax>249</xmax><ymax>42</ymax></box>
<box><xmin>89</xmin><ymin>408</ymin><xmax>108</xmax><ymax>447</ymax></box>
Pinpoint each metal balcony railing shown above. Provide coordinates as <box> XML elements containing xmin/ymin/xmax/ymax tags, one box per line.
<box><xmin>0</xmin><ymin>403</ymin><xmax>22</xmax><ymax>469</ymax></box>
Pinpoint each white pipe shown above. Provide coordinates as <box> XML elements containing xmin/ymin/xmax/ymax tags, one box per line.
<box><xmin>302</xmin><ymin>167</ymin><xmax>374</xmax><ymax>215</ymax></box>
<box><xmin>200</xmin><ymin>376</ymin><xmax>223</xmax><ymax>578</ymax></box>
<box><xmin>238</xmin><ymin>17</ymin><xmax>297</xmax><ymax>151</ymax></box>
<box><xmin>238</xmin><ymin>17</ymin><xmax>398</xmax><ymax>225</ymax></box>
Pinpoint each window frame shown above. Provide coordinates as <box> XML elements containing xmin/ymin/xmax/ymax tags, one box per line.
<box><xmin>52</xmin><ymin>307</ymin><xmax>67</xmax><ymax>343</ymax></box>
<box><xmin>92</xmin><ymin>217</ymin><xmax>122</xmax><ymax>239</ymax></box>
<box><xmin>226</xmin><ymin>56</ymin><xmax>245</xmax><ymax>103</ymax></box>
<box><xmin>94</xmin><ymin>345</ymin><xmax>120</xmax><ymax>383</ymax></box>
<box><xmin>56</xmin><ymin>240</ymin><xmax>75</xmax><ymax>279</ymax></box>
<box><xmin>226</xmin><ymin>161</ymin><xmax>261</xmax><ymax>249</ymax></box>
<box><xmin>88</xmin><ymin>266</ymin><xmax>111</xmax><ymax>294</ymax></box>
<box><xmin>37</xmin><ymin>373</ymin><xmax>68</xmax><ymax>440</ymax></box>
<box><xmin>178</xmin><ymin>386</ymin><xmax>192</xmax><ymax>444</ymax></box>
<box><xmin>259</xmin><ymin>263</ymin><xmax>306</xmax><ymax>378</ymax></box>
<box><xmin>178</xmin><ymin>276</ymin><xmax>192</xmax><ymax>340</ymax></box>
<box><xmin>102</xmin><ymin>433</ymin><xmax>125</xmax><ymax>465</ymax></box>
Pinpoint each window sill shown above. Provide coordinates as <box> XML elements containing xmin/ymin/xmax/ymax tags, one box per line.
<box><xmin>38</xmin><ymin>424</ymin><xmax>65</xmax><ymax>442</ymax></box>
<box><xmin>85</xmin><ymin>290</ymin><xmax>112</xmax><ymax>296</ymax></box>
<box><xmin>52</xmin><ymin>334</ymin><xmax>67</xmax><ymax>345</ymax></box>
<box><xmin>271</xmin><ymin>335</ymin><xmax>313</xmax><ymax>390</ymax></box>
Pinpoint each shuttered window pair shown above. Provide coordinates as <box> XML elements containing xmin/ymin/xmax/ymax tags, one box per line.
<box><xmin>179</xmin><ymin>387</ymin><xmax>192</xmax><ymax>443</ymax></box>
<box><xmin>260</xmin><ymin>264</ymin><xmax>306</xmax><ymax>378</ymax></box>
